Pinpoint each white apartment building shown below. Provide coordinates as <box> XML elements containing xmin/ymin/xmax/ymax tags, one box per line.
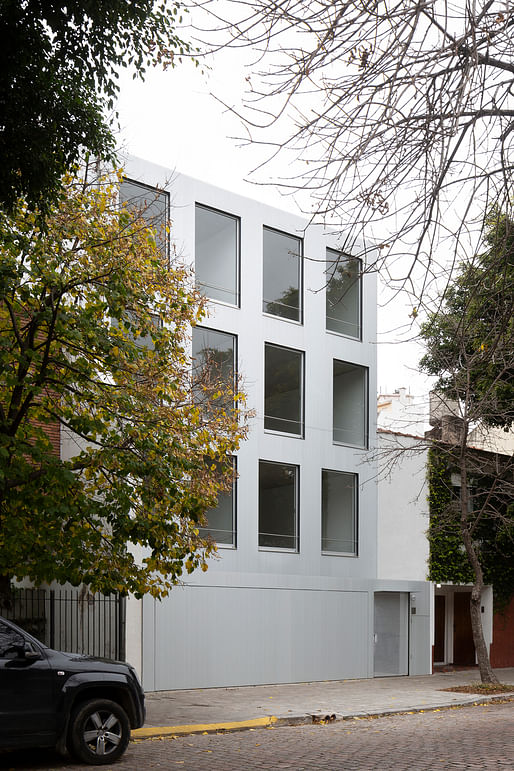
<box><xmin>121</xmin><ymin>156</ymin><xmax>432</xmax><ymax>691</ymax></box>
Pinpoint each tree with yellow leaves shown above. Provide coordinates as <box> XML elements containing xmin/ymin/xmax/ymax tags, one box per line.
<box><xmin>0</xmin><ymin>166</ymin><xmax>248</xmax><ymax>607</ymax></box>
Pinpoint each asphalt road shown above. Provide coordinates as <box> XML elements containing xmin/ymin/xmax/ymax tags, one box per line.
<box><xmin>1</xmin><ymin>700</ymin><xmax>512</xmax><ymax>770</ymax></box>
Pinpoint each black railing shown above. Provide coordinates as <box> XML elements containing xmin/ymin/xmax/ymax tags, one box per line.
<box><xmin>2</xmin><ymin>587</ymin><xmax>125</xmax><ymax>660</ymax></box>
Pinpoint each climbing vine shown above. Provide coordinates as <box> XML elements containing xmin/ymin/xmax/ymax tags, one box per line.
<box><xmin>427</xmin><ymin>447</ymin><xmax>514</xmax><ymax>611</ymax></box>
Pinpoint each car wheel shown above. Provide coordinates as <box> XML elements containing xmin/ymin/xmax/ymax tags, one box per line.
<box><xmin>68</xmin><ymin>698</ymin><xmax>130</xmax><ymax>765</ymax></box>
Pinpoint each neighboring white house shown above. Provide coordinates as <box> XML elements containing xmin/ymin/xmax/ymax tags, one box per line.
<box><xmin>376</xmin><ymin>390</ymin><xmax>506</xmax><ymax>669</ymax></box>
<box><xmin>377</xmin><ymin>389</ymin><xmax>430</xmax><ymax>585</ymax></box>
<box><xmin>120</xmin><ymin>156</ymin><xmax>432</xmax><ymax>691</ymax></box>
<box><xmin>377</xmin><ymin>388</ymin><xmax>430</xmax><ymax>436</ymax></box>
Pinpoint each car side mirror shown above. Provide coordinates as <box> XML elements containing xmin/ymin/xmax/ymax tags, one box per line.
<box><xmin>23</xmin><ymin>644</ymin><xmax>41</xmax><ymax>661</ymax></box>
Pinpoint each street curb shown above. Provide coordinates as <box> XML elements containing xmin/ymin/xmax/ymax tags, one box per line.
<box><xmin>132</xmin><ymin>715</ymin><xmax>278</xmax><ymax>740</ymax></box>
<box><xmin>131</xmin><ymin>694</ymin><xmax>513</xmax><ymax>742</ymax></box>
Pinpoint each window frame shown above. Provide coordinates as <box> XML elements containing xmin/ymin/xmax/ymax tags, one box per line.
<box><xmin>258</xmin><ymin>459</ymin><xmax>300</xmax><ymax>553</ymax></box>
<box><xmin>325</xmin><ymin>248</ymin><xmax>362</xmax><ymax>340</ymax></box>
<box><xmin>321</xmin><ymin>469</ymin><xmax>359</xmax><ymax>557</ymax></box>
<box><xmin>199</xmin><ymin>456</ymin><xmax>237</xmax><ymax>548</ymax></box>
<box><xmin>262</xmin><ymin>225</ymin><xmax>304</xmax><ymax>324</ymax></box>
<box><xmin>264</xmin><ymin>342</ymin><xmax>305</xmax><ymax>438</ymax></box>
<box><xmin>120</xmin><ymin>178</ymin><xmax>170</xmax><ymax>262</ymax></box>
<box><xmin>191</xmin><ymin>325</ymin><xmax>238</xmax><ymax>412</ymax></box>
<box><xmin>195</xmin><ymin>202</ymin><xmax>241</xmax><ymax>308</ymax></box>
<box><xmin>332</xmin><ymin>359</ymin><xmax>369</xmax><ymax>449</ymax></box>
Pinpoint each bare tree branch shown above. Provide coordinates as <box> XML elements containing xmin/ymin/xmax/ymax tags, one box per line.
<box><xmin>187</xmin><ymin>0</ymin><xmax>514</xmax><ymax>296</ymax></box>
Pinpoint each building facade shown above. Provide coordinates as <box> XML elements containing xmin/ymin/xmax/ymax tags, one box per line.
<box><xmin>378</xmin><ymin>391</ymin><xmax>514</xmax><ymax>670</ymax></box>
<box><xmin>122</xmin><ymin>156</ymin><xmax>431</xmax><ymax>691</ymax></box>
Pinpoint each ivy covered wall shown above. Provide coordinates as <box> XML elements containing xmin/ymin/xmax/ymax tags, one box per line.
<box><xmin>427</xmin><ymin>446</ymin><xmax>514</xmax><ymax>610</ymax></box>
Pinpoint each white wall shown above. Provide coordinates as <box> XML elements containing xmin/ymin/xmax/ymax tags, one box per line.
<box><xmin>120</xmin><ymin>156</ymin><xmax>432</xmax><ymax>689</ymax></box>
<box><xmin>125</xmin><ymin>595</ymin><xmax>142</xmax><ymax>677</ymax></box>
<box><xmin>124</xmin><ymin>156</ymin><xmax>379</xmax><ymax>586</ymax></box>
<box><xmin>376</xmin><ymin>431</ymin><xmax>429</xmax><ymax>581</ymax></box>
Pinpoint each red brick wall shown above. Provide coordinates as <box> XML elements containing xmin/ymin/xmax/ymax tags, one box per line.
<box><xmin>31</xmin><ymin>417</ymin><xmax>60</xmax><ymax>456</ymax></box>
<box><xmin>31</xmin><ymin>385</ymin><xmax>61</xmax><ymax>457</ymax></box>
<box><xmin>490</xmin><ymin>596</ymin><xmax>514</xmax><ymax>668</ymax></box>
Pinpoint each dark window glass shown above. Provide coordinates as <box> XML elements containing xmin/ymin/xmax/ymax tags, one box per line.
<box><xmin>195</xmin><ymin>204</ymin><xmax>240</xmax><ymax>306</ymax></box>
<box><xmin>333</xmin><ymin>360</ymin><xmax>368</xmax><ymax>448</ymax></box>
<box><xmin>264</xmin><ymin>344</ymin><xmax>303</xmax><ymax>436</ymax></box>
<box><xmin>120</xmin><ymin>179</ymin><xmax>169</xmax><ymax>257</ymax></box>
<box><xmin>192</xmin><ymin>327</ymin><xmax>236</xmax><ymax>412</ymax></box>
<box><xmin>322</xmin><ymin>470</ymin><xmax>358</xmax><ymax>554</ymax></box>
<box><xmin>263</xmin><ymin>227</ymin><xmax>302</xmax><ymax>322</ymax></box>
<box><xmin>259</xmin><ymin>461</ymin><xmax>298</xmax><ymax>550</ymax></box>
<box><xmin>326</xmin><ymin>249</ymin><xmax>362</xmax><ymax>339</ymax></box>
<box><xmin>199</xmin><ymin>457</ymin><xmax>237</xmax><ymax>546</ymax></box>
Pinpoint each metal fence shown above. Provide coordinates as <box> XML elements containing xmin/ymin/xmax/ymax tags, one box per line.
<box><xmin>2</xmin><ymin>586</ymin><xmax>126</xmax><ymax>660</ymax></box>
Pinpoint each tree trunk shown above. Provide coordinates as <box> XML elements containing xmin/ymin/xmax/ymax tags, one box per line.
<box><xmin>459</xmin><ymin>457</ymin><xmax>499</xmax><ymax>683</ymax></box>
<box><xmin>469</xmin><ymin>580</ymin><xmax>498</xmax><ymax>683</ymax></box>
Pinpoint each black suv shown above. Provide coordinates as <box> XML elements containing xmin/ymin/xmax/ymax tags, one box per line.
<box><xmin>0</xmin><ymin>615</ymin><xmax>145</xmax><ymax>765</ymax></box>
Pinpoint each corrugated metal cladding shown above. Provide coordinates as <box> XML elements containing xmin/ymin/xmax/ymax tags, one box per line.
<box><xmin>142</xmin><ymin>584</ymin><xmax>370</xmax><ymax>691</ymax></box>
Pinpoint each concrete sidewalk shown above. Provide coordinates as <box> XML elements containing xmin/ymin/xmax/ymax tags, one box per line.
<box><xmin>132</xmin><ymin>668</ymin><xmax>514</xmax><ymax>740</ymax></box>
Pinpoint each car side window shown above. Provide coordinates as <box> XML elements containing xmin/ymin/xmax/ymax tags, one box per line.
<box><xmin>0</xmin><ymin>621</ymin><xmax>26</xmax><ymax>658</ymax></box>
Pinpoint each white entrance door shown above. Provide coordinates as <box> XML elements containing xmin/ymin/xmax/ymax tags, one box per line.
<box><xmin>374</xmin><ymin>592</ymin><xmax>409</xmax><ymax>676</ymax></box>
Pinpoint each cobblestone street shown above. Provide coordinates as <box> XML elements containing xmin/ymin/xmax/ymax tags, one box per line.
<box><xmin>1</xmin><ymin>700</ymin><xmax>512</xmax><ymax>770</ymax></box>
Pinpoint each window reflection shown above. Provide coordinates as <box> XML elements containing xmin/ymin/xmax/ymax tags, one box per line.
<box><xmin>333</xmin><ymin>360</ymin><xmax>368</xmax><ymax>448</ymax></box>
<box><xmin>322</xmin><ymin>470</ymin><xmax>358</xmax><ymax>554</ymax></box>
<box><xmin>195</xmin><ymin>204</ymin><xmax>240</xmax><ymax>306</ymax></box>
<box><xmin>199</xmin><ymin>457</ymin><xmax>237</xmax><ymax>546</ymax></box>
<box><xmin>326</xmin><ymin>249</ymin><xmax>362</xmax><ymax>339</ymax></box>
<box><xmin>192</xmin><ymin>327</ymin><xmax>236</xmax><ymax>413</ymax></box>
<box><xmin>263</xmin><ymin>227</ymin><xmax>303</xmax><ymax>322</ymax></box>
<box><xmin>264</xmin><ymin>343</ymin><xmax>304</xmax><ymax>436</ymax></box>
<box><xmin>259</xmin><ymin>461</ymin><xmax>298</xmax><ymax>550</ymax></box>
<box><xmin>120</xmin><ymin>179</ymin><xmax>169</xmax><ymax>258</ymax></box>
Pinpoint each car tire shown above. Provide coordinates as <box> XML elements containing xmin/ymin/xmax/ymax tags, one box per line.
<box><xmin>68</xmin><ymin>698</ymin><xmax>130</xmax><ymax>765</ymax></box>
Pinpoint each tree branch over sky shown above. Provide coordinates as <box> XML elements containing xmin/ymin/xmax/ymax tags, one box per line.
<box><xmin>189</xmin><ymin>0</ymin><xmax>514</xmax><ymax>296</ymax></box>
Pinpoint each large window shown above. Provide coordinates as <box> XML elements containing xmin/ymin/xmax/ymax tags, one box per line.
<box><xmin>120</xmin><ymin>179</ymin><xmax>169</xmax><ymax>257</ymax></box>
<box><xmin>259</xmin><ymin>461</ymin><xmax>299</xmax><ymax>551</ymax></box>
<box><xmin>195</xmin><ymin>204</ymin><xmax>240</xmax><ymax>306</ymax></box>
<box><xmin>192</xmin><ymin>327</ymin><xmax>236</xmax><ymax>412</ymax></box>
<box><xmin>322</xmin><ymin>470</ymin><xmax>358</xmax><ymax>555</ymax></box>
<box><xmin>199</xmin><ymin>458</ymin><xmax>237</xmax><ymax>546</ymax></box>
<box><xmin>326</xmin><ymin>249</ymin><xmax>362</xmax><ymax>339</ymax></box>
<box><xmin>264</xmin><ymin>343</ymin><xmax>304</xmax><ymax>436</ymax></box>
<box><xmin>333</xmin><ymin>360</ymin><xmax>368</xmax><ymax>448</ymax></box>
<box><xmin>262</xmin><ymin>227</ymin><xmax>303</xmax><ymax>322</ymax></box>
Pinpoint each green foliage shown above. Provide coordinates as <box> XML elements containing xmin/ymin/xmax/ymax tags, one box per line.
<box><xmin>0</xmin><ymin>169</ymin><xmax>247</xmax><ymax>598</ymax></box>
<box><xmin>0</xmin><ymin>1</ymin><xmax>195</xmax><ymax>212</ymax></box>
<box><xmin>428</xmin><ymin>448</ymin><xmax>514</xmax><ymax>610</ymax></box>
<box><xmin>420</xmin><ymin>213</ymin><xmax>514</xmax><ymax>430</ymax></box>
<box><xmin>427</xmin><ymin>448</ymin><xmax>475</xmax><ymax>585</ymax></box>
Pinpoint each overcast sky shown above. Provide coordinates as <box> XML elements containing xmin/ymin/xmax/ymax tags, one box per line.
<box><xmin>116</xmin><ymin>52</ymin><xmax>433</xmax><ymax>399</ymax></box>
